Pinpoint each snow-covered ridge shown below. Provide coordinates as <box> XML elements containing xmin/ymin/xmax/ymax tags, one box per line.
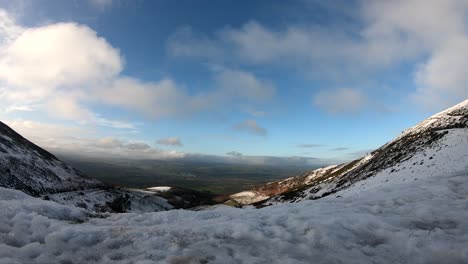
<box><xmin>230</xmin><ymin>99</ymin><xmax>468</xmax><ymax>206</ymax></box>
<box><xmin>394</xmin><ymin>99</ymin><xmax>468</xmax><ymax>142</ymax></box>
<box><xmin>0</xmin><ymin>121</ymin><xmax>102</xmax><ymax>196</ymax></box>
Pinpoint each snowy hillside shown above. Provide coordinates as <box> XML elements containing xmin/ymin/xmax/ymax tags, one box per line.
<box><xmin>0</xmin><ymin>121</ymin><xmax>102</xmax><ymax>196</ymax></box>
<box><xmin>0</xmin><ymin>121</ymin><xmax>212</xmax><ymax>213</ymax></box>
<box><xmin>1</xmin><ymin>170</ymin><xmax>467</xmax><ymax>263</ymax></box>
<box><xmin>230</xmin><ymin>100</ymin><xmax>468</xmax><ymax>206</ymax></box>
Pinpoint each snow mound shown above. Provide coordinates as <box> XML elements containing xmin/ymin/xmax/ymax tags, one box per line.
<box><xmin>146</xmin><ymin>186</ymin><xmax>172</xmax><ymax>192</ymax></box>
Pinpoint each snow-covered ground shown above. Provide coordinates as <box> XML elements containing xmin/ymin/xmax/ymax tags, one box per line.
<box><xmin>146</xmin><ymin>186</ymin><xmax>172</xmax><ymax>192</ymax></box>
<box><xmin>47</xmin><ymin>188</ymin><xmax>173</xmax><ymax>213</ymax></box>
<box><xmin>1</xmin><ymin>168</ymin><xmax>467</xmax><ymax>263</ymax></box>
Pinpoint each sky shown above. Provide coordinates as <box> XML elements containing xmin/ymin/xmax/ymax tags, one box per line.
<box><xmin>0</xmin><ymin>0</ymin><xmax>467</xmax><ymax>165</ymax></box>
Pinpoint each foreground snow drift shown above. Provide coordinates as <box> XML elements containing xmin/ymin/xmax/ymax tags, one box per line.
<box><xmin>1</xmin><ymin>169</ymin><xmax>468</xmax><ymax>264</ymax></box>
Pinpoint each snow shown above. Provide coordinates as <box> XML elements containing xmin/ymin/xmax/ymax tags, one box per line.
<box><xmin>1</xmin><ymin>168</ymin><xmax>468</xmax><ymax>264</ymax></box>
<box><xmin>0</xmin><ymin>130</ymin><xmax>101</xmax><ymax>195</ymax></box>
<box><xmin>394</xmin><ymin>99</ymin><xmax>467</xmax><ymax>142</ymax></box>
<box><xmin>47</xmin><ymin>188</ymin><xmax>173</xmax><ymax>213</ymax></box>
<box><xmin>146</xmin><ymin>186</ymin><xmax>172</xmax><ymax>192</ymax></box>
<box><xmin>333</xmin><ymin>128</ymin><xmax>468</xmax><ymax>198</ymax></box>
<box><xmin>229</xmin><ymin>191</ymin><xmax>270</xmax><ymax>204</ymax></box>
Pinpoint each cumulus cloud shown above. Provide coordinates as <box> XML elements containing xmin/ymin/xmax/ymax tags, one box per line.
<box><xmin>234</xmin><ymin>119</ymin><xmax>267</xmax><ymax>137</ymax></box>
<box><xmin>363</xmin><ymin>0</ymin><xmax>468</xmax><ymax>108</ymax></box>
<box><xmin>0</xmin><ymin>13</ymin><xmax>132</xmax><ymax>128</ymax></box>
<box><xmin>0</xmin><ymin>9</ymin><xmax>22</xmax><ymax>46</ymax></box>
<box><xmin>0</xmin><ymin>8</ymin><xmax>276</xmax><ymax>135</ymax></box>
<box><xmin>313</xmin><ymin>88</ymin><xmax>367</xmax><ymax>114</ymax></box>
<box><xmin>168</xmin><ymin>0</ymin><xmax>468</xmax><ymax>109</ymax></box>
<box><xmin>157</xmin><ymin>137</ymin><xmax>183</xmax><ymax>146</ymax></box>
<box><xmin>0</xmin><ymin>22</ymin><xmax>122</xmax><ymax>99</ymax></box>
<box><xmin>414</xmin><ymin>37</ymin><xmax>468</xmax><ymax>108</ymax></box>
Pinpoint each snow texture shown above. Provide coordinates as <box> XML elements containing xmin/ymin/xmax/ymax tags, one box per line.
<box><xmin>1</xmin><ymin>169</ymin><xmax>468</xmax><ymax>264</ymax></box>
<box><xmin>47</xmin><ymin>188</ymin><xmax>173</xmax><ymax>213</ymax></box>
<box><xmin>0</xmin><ymin>121</ymin><xmax>101</xmax><ymax>196</ymax></box>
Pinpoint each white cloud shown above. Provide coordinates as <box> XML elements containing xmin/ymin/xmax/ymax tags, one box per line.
<box><xmin>414</xmin><ymin>37</ymin><xmax>468</xmax><ymax>108</ymax></box>
<box><xmin>0</xmin><ymin>9</ymin><xmax>274</xmax><ymax>131</ymax></box>
<box><xmin>0</xmin><ymin>22</ymin><xmax>122</xmax><ymax>101</ymax></box>
<box><xmin>313</xmin><ymin>88</ymin><xmax>367</xmax><ymax>114</ymax></box>
<box><xmin>363</xmin><ymin>0</ymin><xmax>468</xmax><ymax>108</ymax></box>
<box><xmin>169</xmin><ymin>21</ymin><xmax>355</xmax><ymax>71</ymax></box>
<box><xmin>97</xmin><ymin>77</ymin><xmax>213</xmax><ymax>118</ymax></box>
<box><xmin>0</xmin><ymin>9</ymin><xmax>22</xmax><ymax>46</ymax></box>
<box><xmin>167</xmin><ymin>27</ymin><xmax>224</xmax><ymax>60</ymax></box>
<box><xmin>168</xmin><ymin>0</ymin><xmax>468</xmax><ymax>109</ymax></box>
<box><xmin>234</xmin><ymin>119</ymin><xmax>267</xmax><ymax>137</ymax></box>
<box><xmin>157</xmin><ymin>137</ymin><xmax>183</xmax><ymax>147</ymax></box>
<box><xmin>3</xmin><ymin>119</ymin><xmax>184</xmax><ymax>159</ymax></box>
<box><xmin>214</xmin><ymin>68</ymin><xmax>275</xmax><ymax>102</ymax></box>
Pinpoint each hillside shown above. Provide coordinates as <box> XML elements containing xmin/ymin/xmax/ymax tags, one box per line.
<box><xmin>0</xmin><ymin>121</ymin><xmax>102</xmax><ymax>196</ymax></box>
<box><xmin>0</xmin><ymin>121</ymin><xmax>216</xmax><ymax>213</ymax></box>
<box><xmin>229</xmin><ymin>100</ymin><xmax>468</xmax><ymax>206</ymax></box>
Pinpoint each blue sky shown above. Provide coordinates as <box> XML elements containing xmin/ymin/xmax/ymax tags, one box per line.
<box><xmin>0</xmin><ymin>0</ymin><xmax>467</xmax><ymax>164</ymax></box>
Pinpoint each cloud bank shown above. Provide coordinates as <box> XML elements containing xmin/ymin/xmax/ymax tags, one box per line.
<box><xmin>168</xmin><ymin>0</ymin><xmax>468</xmax><ymax>110</ymax></box>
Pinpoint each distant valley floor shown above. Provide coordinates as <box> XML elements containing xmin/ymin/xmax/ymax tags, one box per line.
<box><xmin>59</xmin><ymin>155</ymin><xmax>318</xmax><ymax>195</ymax></box>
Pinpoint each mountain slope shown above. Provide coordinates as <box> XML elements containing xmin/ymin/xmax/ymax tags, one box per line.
<box><xmin>0</xmin><ymin>121</ymin><xmax>220</xmax><ymax>213</ymax></box>
<box><xmin>229</xmin><ymin>99</ymin><xmax>468</xmax><ymax>206</ymax></box>
<box><xmin>0</xmin><ymin>121</ymin><xmax>102</xmax><ymax>196</ymax></box>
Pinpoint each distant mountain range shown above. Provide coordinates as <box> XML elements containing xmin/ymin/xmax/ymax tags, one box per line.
<box><xmin>228</xmin><ymin>100</ymin><xmax>468</xmax><ymax>206</ymax></box>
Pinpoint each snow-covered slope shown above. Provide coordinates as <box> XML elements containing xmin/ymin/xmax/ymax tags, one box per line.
<box><xmin>230</xmin><ymin>99</ymin><xmax>468</xmax><ymax>206</ymax></box>
<box><xmin>1</xmin><ymin>169</ymin><xmax>467</xmax><ymax>263</ymax></box>
<box><xmin>0</xmin><ymin>121</ymin><xmax>210</xmax><ymax>213</ymax></box>
<box><xmin>0</xmin><ymin>121</ymin><xmax>102</xmax><ymax>196</ymax></box>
